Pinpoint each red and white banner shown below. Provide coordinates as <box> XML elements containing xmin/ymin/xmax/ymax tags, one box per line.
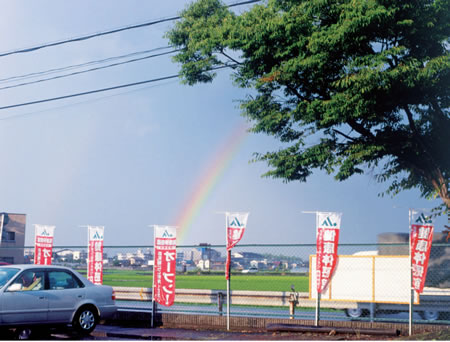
<box><xmin>34</xmin><ymin>225</ymin><xmax>55</xmax><ymax>265</ymax></box>
<box><xmin>87</xmin><ymin>226</ymin><xmax>104</xmax><ymax>285</ymax></box>
<box><xmin>316</xmin><ymin>212</ymin><xmax>341</xmax><ymax>294</ymax></box>
<box><xmin>153</xmin><ymin>226</ymin><xmax>177</xmax><ymax>306</ymax></box>
<box><xmin>225</xmin><ymin>212</ymin><xmax>249</xmax><ymax>280</ymax></box>
<box><xmin>410</xmin><ymin>210</ymin><xmax>434</xmax><ymax>293</ymax></box>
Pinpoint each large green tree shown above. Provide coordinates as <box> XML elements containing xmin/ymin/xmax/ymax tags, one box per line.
<box><xmin>166</xmin><ymin>0</ymin><xmax>450</xmax><ymax>211</ymax></box>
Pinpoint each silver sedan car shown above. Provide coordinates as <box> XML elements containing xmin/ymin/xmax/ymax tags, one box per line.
<box><xmin>0</xmin><ymin>264</ymin><xmax>116</xmax><ymax>337</ymax></box>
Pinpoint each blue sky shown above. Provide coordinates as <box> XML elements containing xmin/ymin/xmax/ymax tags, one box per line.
<box><xmin>0</xmin><ymin>1</ymin><xmax>446</xmax><ymax>247</ymax></box>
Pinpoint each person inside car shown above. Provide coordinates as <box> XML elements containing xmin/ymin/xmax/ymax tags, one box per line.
<box><xmin>20</xmin><ymin>271</ymin><xmax>43</xmax><ymax>291</ymax></box>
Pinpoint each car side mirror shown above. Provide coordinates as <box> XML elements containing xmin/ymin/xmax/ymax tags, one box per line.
<box><xmin>7</xmin><ymin>283</ymin><xmax>23</xmax><ymax>292</ymax></box>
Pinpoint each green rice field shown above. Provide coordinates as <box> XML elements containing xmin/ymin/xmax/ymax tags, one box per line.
<box><xmin>99</xmin><ymin>269</ymin><xmax>309</xmax><ymax>292</ymax></box>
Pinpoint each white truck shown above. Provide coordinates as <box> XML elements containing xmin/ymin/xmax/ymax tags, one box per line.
<box><xmin>309</xmin><ymin>255</ymin><xmax>450</xmax><ymax>321</ymax></box>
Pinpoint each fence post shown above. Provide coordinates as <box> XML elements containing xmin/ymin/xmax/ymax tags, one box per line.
<box><xmin>289</xmin><ymin>295</ymin><xmax>295</xmax><ymax>319</ymax></box>
<box><xmin>315</xmin><ymin>292</ymin><xmax>321</xmax><ymax>326</ymax></box>
<box><xmin>217</xmin><ymin>292</ymin><xmax>224</xmax><ymax>316</ymax></box>
<box><xmin>151</xmin><ymin>299</ymin><xmax>156</xmax><ymax>328</ymax></box>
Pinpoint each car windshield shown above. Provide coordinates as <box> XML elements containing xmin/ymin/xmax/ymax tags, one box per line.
<box><xmin>0</xmin><ymin>268</ymin><xmax>20</xmax><ymax>289</ymax></box>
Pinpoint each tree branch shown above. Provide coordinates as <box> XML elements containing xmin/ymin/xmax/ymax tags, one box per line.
<box><xmin>403</xmin><ymin>105</ymin><xmax>418</xmax><ymax>134</ymax></box>
<box><xmin>333</xmin><ymin>129</ymin><xmax>357</xmax><ymax>142</ymax></box>
<box><xmin>429</xmin><ymin>100</ymin><xmax>449</xmax><ymax>119</ymax></box>
<box><xmin>220</xmin><ymin>49</ymin><xmax>242</xmax><ymax>65</ymax></box>
<box><xmin>348</xmin><ymin>119</ymin><xmax>375</xmax><ymax>139</ymax></box>
<box><xmin>284</xmin><ymin>83</ymin><xmax>306</xmax><ymax>101</ymax></box>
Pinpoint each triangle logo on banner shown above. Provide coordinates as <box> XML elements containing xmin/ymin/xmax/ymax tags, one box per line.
<box><xmin>162</xmin><ymin>230</ymin><xmax>173</xmax><ymax>238</ymax></box>
<box><xmin>321</xmin><ymin>217</ymin><xmax>337</xmax><ymax>227</ymax></box>
<box><xmin>230</xmin><ymin>218</ymin><xmax>242</xmax><ymax>227</ymax></box>
<box><xmin>415</xmin><ymin>213</ymin><xmax>432</xmax><ymax>224</ymax></box>
<box><xmin>92</xmin><ymin>231</ymin><xmax>103</xmax><ymax>240</ymax></box>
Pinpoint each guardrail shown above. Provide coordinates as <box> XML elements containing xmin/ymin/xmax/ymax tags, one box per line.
<box><xmin>113</xmin><ymin>286</ymin><xmax>359</xmax><ymax>309</ymax></box>
<box><xmin>112</xmin><ymin>286</ymin><xmax>450</xmax><ymax>320</ymax></box>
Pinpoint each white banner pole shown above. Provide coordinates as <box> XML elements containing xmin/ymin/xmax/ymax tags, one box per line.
<box><xmin>150</xmin><ymin>225</ymin><xmax>156</xmax><ymax>329</ymax></box>
<box><xmin>302</xmin><ymin>211</ymin><xmax>321</xmax><ymax>326</ymax></box>
<box><xmin>225</xmin><ymin>213</ymin><xmax>230</xmax><ymax>331</ymax></box>
<box><xmin>408</xmin><ymin>209</ymin><xmax>413</xmax><ymax>337</ymax></box>
<box><xmin>0</xmin><ymin>214</ymin><xmax>4</xmax><ymax>242</ymax></box>
<box><xmin>227</xmin><ymin>250</ymin><xmax>231</xmax><ymax>331</ymax></box>
<box><xmin>315</xmin><ymin>210</ymin><xmax>320</xmax><ymax>326</ymax></box>
<box><xmin>87</xmin><ymin>226</ymin><xmax>91</xmax><ymax>280</ymax></box>
<box><xmin>219</xmin><ymin>211</ymin><xmax>248</xmax><ymax>331</ymax></box>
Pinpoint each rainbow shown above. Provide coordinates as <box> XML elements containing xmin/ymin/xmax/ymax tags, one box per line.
<box><xmin>174</xmin><ymin>122</ymin><xmax>249</xmax><ymax>244</ymax></box>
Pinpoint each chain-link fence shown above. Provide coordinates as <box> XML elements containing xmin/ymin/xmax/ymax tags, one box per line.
<box><xmin>0</xmin><ymin>238</ymin><xmax>449</xmax><ymax>325</ymax></box>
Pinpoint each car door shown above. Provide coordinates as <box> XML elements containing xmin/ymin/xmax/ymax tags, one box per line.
<box><xmin>46</xmin><ymin>270</ymin><xmax>86</xmax><ymax>323</ymax></box>
<box><xmin>1</xmin><ymin>270</ymin><xmax>48</xmax><ymax>324</ymax></box>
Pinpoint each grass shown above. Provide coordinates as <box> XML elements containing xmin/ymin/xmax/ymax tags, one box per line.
<box><xmin>99</xmin><ymin>269</ymin><xmax>310</xmax><ymax>292</ymax></box>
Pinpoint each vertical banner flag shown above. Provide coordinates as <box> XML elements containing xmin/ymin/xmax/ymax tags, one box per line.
<box><xmin>34</xmin><ymin>225</ymin><xmax>55</xmax><ymax>265</ymax></box>
<box><xmin>225</xmin><ymin>212</ymin><xmax>249</xmax><ymax>280</ymax></box>
<box><xmin>316</xmin><ymin>212</ymin><xmax>341</xmax><ymax>294</ymax></box>
<box><xmin>410</xmin><ymin>210</ymin><xmax>434</xmax><ymax>293</ymax></box>
<box><xmin>153</xmin><ymin>226</ymin><xmax>177</xmax><ymax>306</ymax></box>
<box><xmin>88</xmin><ymin>226</ymin><xmax>104</xmax><ymax>285</ymax></box>
<box><xmin>0</xmin><ymin>214</ymin><xmax>4</xmax><ymax>242</ymax></box>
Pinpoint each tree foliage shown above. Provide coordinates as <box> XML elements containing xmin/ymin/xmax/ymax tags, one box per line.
<box><xmin>166</xmin><ymin>0</ymin><xmax>450</xmax><ymax>211</ymax></box>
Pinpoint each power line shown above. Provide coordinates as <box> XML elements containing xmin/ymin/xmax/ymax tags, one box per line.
<box><xmin>0</xmin><ymin>17</ymin><xmax>180</xmax><ymax>58</ymax></box>
<box><xmin>0</xmin><ymin>0</ymin><xmax>261</xmax><ymax>58</ymax></box>
<box><xmin>0</xmin><ymin>49</ymin><xmax>180</xmax><ymax>91</ymax></box>
<box><xmin>0</xmin><ymin>46</ymin><xmax>173</xmax><ymax>84</ymax></box>
<box><xmin>0</xmin><ymin>64</ymin><xmax>235</xmax><ymax>111</ymax></box>
<box><xmin>0</xmin><ymin>79</ymin><xmax>180</xmax><ymax>121</ymax></box>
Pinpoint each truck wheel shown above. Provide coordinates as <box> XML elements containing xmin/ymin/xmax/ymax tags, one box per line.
<box><xmin>345</xmin><ymin>308</ymin><xmax>368</xmax><ymax>318</ymax></box>
<box><xmin>439</xmin><ymin>312</ymin><xmax>450</xmax><ymax>320</ymax></box>
<box><xmin>420</xmin><ymin>310</ymin><xmax>440</xmax><ymax>321</ymax></box>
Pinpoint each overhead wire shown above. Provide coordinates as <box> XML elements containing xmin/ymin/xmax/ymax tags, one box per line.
<box><xmin>0</xmin><ymin>0</ymin><xmax>257</xmax><ymax>112</ymax></box>
<box><xmin>0</xmin><ymin>0</ymin><xmax>261</xmax><ymax>58</ymax></box>
<box><xmin>0</xmin><ymin>17</ymin><xmax>180</xmax><ymax>58</ymax></box>
<box><xmin>0</xmin><ymin>78</ymin><xmax>180</xmax><ymax>121</ymax></box>
<box><xmin>0</xmin><ymin>46</ymin><xmax>173</xmax><ymax>84</ymax></box>
<box><xmin>0</xmin><ymin>49</ymin><xmax>180</xmax><ymax>91</ymax></box>
<box><xmin>0</xmin><ymin>64</ymin><xmax>237</xmax><ymax>112</ymax></box>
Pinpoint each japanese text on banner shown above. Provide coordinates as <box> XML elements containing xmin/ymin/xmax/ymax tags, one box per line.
<box><xmin>153</xmin><ymin>226</ymin><xmax>177</xmax><ymax>306</ymax></box>
<box><xmin>316</xmin><ymin>212</ymin><xmax>341</xmax><ymax>294</ymax></box>
<box><xmin>88</xmin><ymin>226</ymin><xmax>104</xmax><ymax>285</ymax></box>
<box><xmin>410</xmin><ymin>211</ymin><xmax>434</xmax><ymax>293</ymax></box>
<box><xmin>34</xmin><ymin>225</ymin><xmax>55</xmax><ymax>265</ymax></box>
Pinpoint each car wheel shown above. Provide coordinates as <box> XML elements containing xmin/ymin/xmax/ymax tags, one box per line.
<box><xmin>73</xmin><ymin>306</ymin><xmax>98</xmax><ymax>335</ymax></box>
<box><xmin>345</xmin><ymin>308</ymin><xmax>368</xmax><ymax>318</ymax></box>
<box><xmin>15</xmin><ymin>328</ymin><xmax>32</xmax><ymax>340</ymax></box>
<box><xmin>420</xmin><ymin>310</ymin><xmax>440</xmax><ymax>321</ymax></box>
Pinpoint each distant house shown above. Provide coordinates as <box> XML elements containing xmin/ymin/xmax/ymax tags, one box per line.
<box><xmin>232</xmin><ymin>252</ymin><xmax>265</xmax><ymax>269</ymax></box>
<box><xmin>183</xmin><ymin>243</ymin><xmax>221</xmax><ymax>263</ymax></box>
<box><xmin>54</xmin><ymin>249</ymin><xmax>88</xmax><ymax>262</ymax></box>
<box><xmin>0</xmin><ymin>213</ymin><xmax>26</xmax><ymax>264</ymax></box>
<box><xmin>197</xmin><ymin>259</ymin><xmax>210</xmax><ymax>270</ymax></box>
<box><xmin>115</xmin><ymin>248</ymin><xmax>153</xmax><ymax>267</ymax></box>
<box><xmin>232</xmin><ymin>252</ymin><xmax>263</xmax><ymax>260</ymax></box>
